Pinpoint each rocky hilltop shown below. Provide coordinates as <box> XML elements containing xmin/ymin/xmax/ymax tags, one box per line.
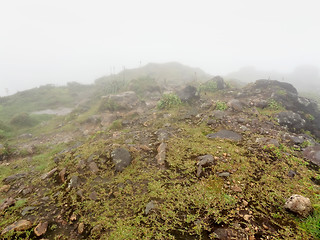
<box><xmin>0</xmin><ymin>72</ymin><xmax>320</xmax><ymax>239</ymax></box>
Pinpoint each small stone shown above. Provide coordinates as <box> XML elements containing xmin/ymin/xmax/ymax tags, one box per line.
<box><xmin>288</xmin><ymin>170</ymin><xmax>297</xmax><ymax>178</ymax></box>
<box><xmin>89</xmin><ymin>162</ymin><xmax>99</xmax><ymax>173</ymax></box>
<box><xmin>245</xmin><ymin>227</ymin><xmax>250</xmax><ymax>232</ymax></box>
<box><xmin>218</xmin><ymin>172</ymin><xmax>230</xmax><ymax>177</ymax></box>
<box><xmin>156</xmin><ymin>143</ymin><xmax>167</xmax><ymax>167</ymax></box>
<box><xmin>34</xmin><ymin>221</ymin><xmax>48</xmax><ymax>236</ymax></box>
<box><xmin>243</xmin><ymin>200</ymin><xmax>248</xmax><ymax>207</ymax></box>
<box><xmin>0</xmin><ymin>185</ymin><xmax>10</xmax><ymax>193</ymax></box>
<box><xmin>231</xmin><ymin>185</ymin><xmax>242</xmax><ymax>192</ymax></box>
<box><xmin>111</xmin><ymin>148</ymin><xmax>132</xmax><ymax>172</ymax></box>
<box><xmin>1</xmin><ymin>220</ymin><xmax>32</xmax><ymax>235</ymax></box>
<box><xmin>89</xmin><ymin>192</ymin><xmax>98</xmax><ymax>201</ymax></box>
<box><xmin>263</xmin><ymin>224</ymin><xmax>269</xmax><ymax>230</ymax></box>
<box><xmin>78</xmin><ymin>222</ymin><xmax>84</xmax><ymax>234</ymax></box>
<box><xmin>21</xmin><ymin>206</ymin><xmax>36</xmax><ymax>216</ymax></box>
<box><xmin>0</xmin><ymin>197</ymin><xmax>15</xmax><ymax>212</ymax></box>
<box><xmin>41</xmin><ymin>168</ymin><xmax>58</xmax><ymax>180</ymax></box>
<box><xmin>145</xmin><ymin>201</ymin><xmax>156</xmax><ymax>215</ymax></box>
<box><xmin>59</xmin><ymin>168</ymin><xmax>66</xmax><ymax>183</ymax></box>
<box><xmin>68</xmin><ymin>175</ymin><xmax>79</xmax><ymax>189</ymax></box>
<box><xmin>77</xmin><ymin>189</ymin><xmax>84</xmax><ymax>198</ymax></box>
<box><xmin>243</xmin><ymin>214</ymin><xmax>252</xmax><ymax>221</ymax></box>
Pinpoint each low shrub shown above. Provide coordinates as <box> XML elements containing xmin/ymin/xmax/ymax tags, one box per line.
<box><xmin>157</xmin><ymin>94</ymin><xmax>182</xmax><ymax>109</ymax></box>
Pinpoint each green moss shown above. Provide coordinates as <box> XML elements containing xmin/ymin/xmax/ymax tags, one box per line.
<box><xmin>215</xmin><ymin>101</ymin><xmax>228</xmax><ymax>110</ymax></box>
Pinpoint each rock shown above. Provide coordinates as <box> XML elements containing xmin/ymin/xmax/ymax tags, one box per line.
<box><xmin>111</xmin><ymin>148</ymin><xmax>132</xmax><ymax>172</ymax></box>
<box><xmin>206</xmin><ymin>76</ymin><xmax>227</xmax><ymax>90</ymax></box>
<box><xmin>102</xmin><ymin>91</ymin><xmax>140</xmax><ymax>111</ymax></box>
<box><xmin>252</xmin><ymin>99</ymin><xmax>268</xmax><ymax>108</ymax></box>
<box><xmin>0</xmin><ymin>197</ymin><xmax>16</xmax><ymax>212</ymax></box>
<box><xmin>277</xmin><ymin>111</ymin><xmax>306</xmax><ymax>132</ymax></box>
<box><xmin>59</xmin><ymin>168</ymin><xmax>66</xmax><ymax>183</ymax></box>
<box><xmin>256</xmin><ymin>138</ymin><xmax>279</xmax><ymax>147</ymax></box>
<box><xmin>303</xmin><ymin>145</ymin><xmax>320</xmax><ymax>166</ymax></box>
<box><xmin>288</xmin><ymin>170</ymin><xmax>297</xmax><ymax>178</ymax></box>
<box><xmin>70</xmin><ymin>213</ymin><xmax>77</xmax><ymax>221</ymax></box>
<box><xmin>218</xmin><ymin>172</ymin><xmax>230</xmax><ymax>177</ymax></box>
<box><xmin>254</xmin><ymin>79</ymin><xmax>298</xmax><ymax>95</ymax></box>
<box><xmin>89</xmin><ymin>191</ymin><xmax>98</xmax><ymax>201</ymax></box>
<box><xmin>68</xmin><ymin>175</ymin><xmax>80</xmax><ymax>189</ymax></box>
<box><xmin>145</xmin><ymin>201</ymin><xmax>156</xmax><ymax>215</ymax></box>
<box><xmin>21</xmin><ymin>206</ymin><xmax>36</xmax><ymax>216</ymax></box>
<box><xmin>227</xmin><ymin>99</ymin><xmax>243</xmax><ymax>111</ymax></box>
<box><xmin>207</xmin><ymin>130</ymin><xmax>242</xmax><ymax>141</ymax></box>
<box><xmin>214</xmin><ymin>228</ymin><xmax>239</xmax><ymax>240</ymax></box>
<box><xmin>88</xmin><ymin>162</ymin><xmax>99</xmax><ymax>173</ymax></box>
<box><xmin>243</xmin><ymin>214</ymin><xmax>252</xmax><ymax>221</ymax></box>
<box><xmin>211</xmin><ymin>110</ymin><xmax>228</xmax><ymax>120</ymax></box>
<box><xmin>0</xmin><ymin>185</ymin><xmax>10</xmax><ymax>193</ymax></box>
<box><xmin>231</xmin><ymin>185</ymin><xmax>242</xmax><ymax>192</ymax></box>
<box><xmin>1</xmin><ymin>220</ymin><xmax>32</xmax><ymax>235</ymax></box>
<box><xmin>284</xmin><ymin>194</ymin><xmax>313</xmax><ymax>217</ymax></box>
<box><xmin>34</xmin><ymin>221</ymin><xmax>48</xmax><ymax>236</ymax></box>
<box><xmin>41</xmin><ymin>168</ymin><xmax>58</xmax><ymax>180</ymax></box>
<box><xmin>197</xmin><ymin>155</ymin><xmax>214</xmax><ymax>177</ymax></box>
<box><xmin>155</xmin><ymin>143</ymin><xmax>167</xmax><ymax>167</ymax></box>
<box><xmin>3</xmin><ymin>173</ymin><xmax>26</xmax><ymax>184</ymax></box>
<box><xmin>78</xmin><ymin>222</ymin><xmax>85</xmax><ymax>234</ymax></box>
<box><xmin>176</xmin><ymin>85</ymin><xmax>199</xmax><ymax>103</ymax></box>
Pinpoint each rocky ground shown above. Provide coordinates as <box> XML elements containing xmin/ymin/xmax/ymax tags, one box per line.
<box><xmin>0</xmin><ymin>78</ymin><xmax>320</xmax><ymax>239</ymax></box>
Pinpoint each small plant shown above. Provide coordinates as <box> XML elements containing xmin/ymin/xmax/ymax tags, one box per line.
<box><xmin>109</xmin><ymin>120</ymin><xmax>123</xmax><ymax>130</ymax></box>
<box><xmin>157</xmin><ymin>94</ymin><xmax>182</xmax><ymax>109</ymax></box>
<box><xmin>199</xmin><ymin>81</ymin><xmax>218</xmax><ymax>92</ymax></box>
<box><xmin>267</xmin><ymin>99</ymin><xmax>284</xmax><ymax>111</ymax></box>
<box><xmin>276</xmin><ymin>90</ymin><xmax>287</xmax><ymax>96</ymax></box>
<box><xmin>305</xmin><ymin>114</ymin><xmax>315</xmax><ymax>121</ymax></box>
<box><xmin>215</xmin><ymin>101</ymin><xmax>228</xmax><ymax>111</ymax></box>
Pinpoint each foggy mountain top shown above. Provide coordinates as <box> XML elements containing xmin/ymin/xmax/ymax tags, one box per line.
<box><xmin>1</xmin><ymin>1</ymin><xmax>320</xmax><ymax>96</ymax></box>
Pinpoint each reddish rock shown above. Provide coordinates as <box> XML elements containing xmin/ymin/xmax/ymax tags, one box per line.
<box><xmin>41</xmin><ymin>168</ymin><xmax>58</xmax><ymax>180</ymax></box>
<box><xmin>1</xmin><ymin>220</ymin><xmax>32</xmax><ymax>235</ymax></box>
<box><xmin>0</xmin><ymin>197</ymin><xmax>15</xmax><ymax>212</ymax></box>
<box><xmin>34</xmin><ymin>221</ymin><xmax>48</xmax><ymax>236</ymax></box>
<box><xmin>78</xmin><ymin>222</ymin><xmax>84</xmax><ymax>234</ymax></box>
<box><xmin>0</xmin><ymin>185</ymin><xmax>10</xmax><ymax>193</ymax></box>
<box><xmin>59</xmin><ymin>168</ymin><xmax>66</xmax><ymax>183</ymax></box>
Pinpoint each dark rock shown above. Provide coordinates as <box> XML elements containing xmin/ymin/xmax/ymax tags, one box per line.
<box><xmin>21</xmin><ymin>206</ymin><xmax>36</xmax><ymax>216</ymax></box>
<box><xmin>68</xmin><ymin>175</ymin><xmax>80</xmax><ymax>189</ymax></box>
<box><xmin>88</xmin><ymin>162</ymin><xmax>99</xmax><ymax>174</ymax></box>
<box><xmin>197</xmin><ymin>155</ymin><xmax>214</xmax><ymax>177</ymax></box>
<box><xmin>211</xmin><ymin>110</ymin><xmax>228</xmax><ymax>120</ymax></box>
<box><xmin>207</xmin><ymin>76</ymin><xmax>227</xmax><ymax>90</ymax></box>
<box><xmin>34</xmin><ymin>221</ymin><xmax>48</xmax><ymax>237</ymax></box>
<box><xmin>1</xmin><ymin>220</ymin><xmax>32</xmax><ymax>235</ymax></box>
<box><xmin>207</xmin><ymin>119</ymin><xmax>217</xmax><ymax>125</ymax></box>
<box><xmin>303</xmin><ymin>145</ymin><xmax>320</xmax><ymax>166</ymax></box>
<box><xmin>59</xmin><ymin>168</ymin><xmax>67</xmax><ymax>183</ymax></box>
<box><xmin>288</xmin><ymin>170</ymin><xmax>297</xmax><ymax>178</ymax></box>
<box><xmin>214</xmin><ymin>228</ymin><xmax>239</xmax><ymax>240</ymax></box>
<box><xmin>111</xmin><ymin>148</ymin><xmax>132</xmax><ymax>171</ymax></box>
<box><xmin>227</xmin><ymin>99</ymin><xmax>243</xmax><ymax>111</ymax></box>
<box><xmin>207</xmin><ymin>130</ymin><xmax>242</xmax><ymax>141</ymax></box>
<box><xmin>276</xmin><ymin>111</ymin><xmax>306</xmax><ymax>131</ymax></box>
<box><xmin>254</xmin><ymin>79</ymin><xmax>298</xmax><ymax>95</ymax></box>
<box><xmin>89</xmin><ymin>192</ymin><xmax>98</xmax><ymax>201</ymax></box>
<box><xmin>284</xmin><ymin>194</ymin><xmax>313</xmax><ymax>217</ymax></box>
<box><xmin>3</xmin><ymin>173</ymin><xmax>26</xmax><ymax>184</ymax></box>
<box><xmin>176</xmin><ymin>85</ymin><xmax>199</xmax><ymax>103</ymax></box>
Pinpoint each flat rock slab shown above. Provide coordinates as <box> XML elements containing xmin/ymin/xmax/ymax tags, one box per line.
<box><xmin>207</xmin><ymin>130</ymin><xmax>242</xmax><ymax>141</ymax></box>
<box><xmin>111</xmin><ymin>148</ymin><xmax>132</xmax><ymax>172</ymax></box>
<box><xmin>1</xmin><ymin>220</ymin><xmax>32</xmax><ymax>235</ymax></box>
<box><xmin>303</xmin><ymin>145</ymin><xmax>320</xmax><ymax>166</ymax></box>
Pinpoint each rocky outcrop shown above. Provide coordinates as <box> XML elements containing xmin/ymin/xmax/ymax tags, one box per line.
<box><xmin>101</xmin><ymin>91</ymin><xmax>141</xmax><ymax>111</ymax></box>
<box><xmin>207</xmin><ymin>130</ymin><xmax>242</xmax><ymax>141</ymax></box>
<box><xmin>276</xmin><ymin>111</ymin><xmax>306</xmax><ymax>131</ymax></box>
<box><xmin>303</xmin><ymin>145</ymin><xmax>320</xmax><ymax>166</ymax></box>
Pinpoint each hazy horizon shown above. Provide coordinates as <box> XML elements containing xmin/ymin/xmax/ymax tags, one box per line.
<box><xmin>1</xmin><ymin>0</ymin><xmax>320</xmax><ymax>96</ymax></box>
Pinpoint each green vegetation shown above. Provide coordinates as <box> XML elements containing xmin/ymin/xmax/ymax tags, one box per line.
<box><xmin>300</xmin><ymin>206</ymin><xmax>320</xmax><ymax>239</ymax></box>
<box><xmin>9</xmin><ymin>113</ymin><xmax>38</xmax><ymax>128</ymax></box>
<box><xmin>157</xmin><ymin>93</ymin><xmax>182</xmax><ymax>109</ymax></box>
<box><xmin>199</xmin><ymin>80</ymin><xmax>218</xmax><ymax>92</ymax></box>
<box><xmin>128</xmin><ymin>76</ymin><xmax>161</xmax><ymax>98</ymax></box>
<box><xmin>268</xmin><ymin>99</ymin><xmax>284</xmax><ymax>111</ymax></box>
<box><xmin>215</xmin><ymin>100</ymin><xmax>228</xmax><ymax>110</ymax></box>
<box><xmin>305</xmin><ymin>114</ymin><xmax>315</xmax><ymax>121</ymax></box>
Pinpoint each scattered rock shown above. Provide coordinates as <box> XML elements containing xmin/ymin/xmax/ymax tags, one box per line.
<box><xmin>0</xmin><ymin>185</ymin><xmax>11</xmax><ymax>193</ymax></box>
<box><xmin>3</xmin><ymin>173</ymin><xmax>26</xmax><ymax>184</ymax></box>
<box><xmin>89</xmin><ymin>191</ymin><xmax>98</xmax><ymax>201</ymax></box>
<box><xmin>111</xmin><ymin>148</ymin><xmax>132</xmax><ymax>172</ymax></box>
<box><xmin>155</xmin><ymin>143</ymin><xmax>167</xmax><ymax>167</ymax></box>
<box><xmin>218</xmin><ymin>172</ymin><xmax>230</xmax><ymax>178</ymax></box>
<box><xmin>68</xmin><ymin>175</ymin><xmax>80</xmax><ymax>189</ymax></box>
<box><xmin>88</xmin><ymin>162</ymin><xmax>99</xmax><ymax>173</ymax></box>
<box><xmin>206</xmin><ymin>76</ymin><xmax>227</xmax><ymax>90</ymax></box>
<box><xmin>59</xmin><ymin>168</ymin><xmax>66</xmax><ymax>183</ymax></box>
<box><xmin>176</xmin><ymin>85</ymin><xmax>199</xmax><ymax>103</ymax></box>
<box><xmin>78</xmin><ymin>223</ymin><xmax>84</xmax><ymax>234</ymax></box>
<box><xmin>102</xmin><ymin>91</ymin><xmax>141</xmax><ymax>111</ymax></box>
<box><xmin>288</xmin><ymin>170</ymin><xmax>297</xmax><ymax>178</ymax></box>
<box><xmin>243</xmin><ymin>214</ymin><xmax>252</xmax><ymax>221</ymax></box>
<box><xmin>227</xmin><ymin>99</ymin><xmax>243</xmax><ymax>111</ymax></box>
<box><xmin>211</xmin><ymin>110</ymin><xmax>228</xmax><ymax>120</ymax></box>
<box><xmin>0</xmin><ymin>197</ymin><xmax>15</xmax><ymax>212</ymax></box>
<box><xmin>145</xmin><ymin>201</ymin><xmax>156</xmax><ymax>215</ymax></box>
<box><xmin>34</xmin><ymin>221</ymin><xmax>48</xmax><ymax>237</ymax></box>
<box><xmin>231</xmin><ymin>185</ymin><xmax>242</xmax><ymax>192</ymax></box>
<box><xmin>41</xmin><ymin>168</ymin><xmax>58</xmax><ymax>180</ymax></box>
<box><xmin>284</xmin><ymin>194</ymin><xmax>313</xmax><ymax>217</ymax></box>
<box><xmin>197</xmin><ymin>155</ymin><xmax>214</xmax><ymax>177</ymax></box>
<box><xmin>1</xmin><ymin>220</ymin><xmax>32</xmax><ymax>235</ymax></box>
<box><xmin>70</xmin><ymin>213</ymin><xmax>77</xmax><ymax>221</ymax></box>
<box><xmin>21</xmin><ymin>206</ymin><xmax>36</xmax><ymax>216</ymax></box>
<box><xmin>207</xmin><ymin>130</ymin><xmax>242</xmax><ymax>141</ymax></box>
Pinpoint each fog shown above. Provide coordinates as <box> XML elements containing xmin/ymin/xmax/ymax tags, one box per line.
<box><xmin>1</xmin><ymin>0</ymin><xmax>320</xmax><ymax>96</ymax></box>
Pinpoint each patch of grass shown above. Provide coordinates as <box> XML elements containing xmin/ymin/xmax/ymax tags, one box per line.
<box><xmin>215</xmin><ymin>101</ymin><xmax>228</xmax><ymax>110</ymax></box>
<box><xmin>300</xmin><ymin>206</ymin><xmax>320</xmax><ymax>239</ymax></box>
<box><xmin>268</xmin><ymin>99</ymin><xmax>284</xmax><ymax>111</ymax></box>
<box><xmin>305</xmin><ymin>114</ymin><xmax>315</xmax><ymax>121</ymax></box>
<box><xmin>157</xmin><ymin>93</ymin><xmax>182</xmax><ymax>110</ymax></box>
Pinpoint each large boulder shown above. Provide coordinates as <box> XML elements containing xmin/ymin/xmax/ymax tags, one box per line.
<box><xmin>284</xmin><ymin>194</ymin><xmax>313</xmax><ymax>217</ymax></box>
<box><xmin>176</xmin><ymin>85</ymin><xmax>199</xmax><ymax>103</ymax></box>
<box><xmin>111</xmin><ymin>148</ymin><xmax>132</xmax><ymax>171</ymax></box>
<box><xmin>209</xmin><ymin>76</ymin><xmax>227</xmax><ymax>90</ymax></box>
<box><xmin>276</xmin><ymin>111</ymin><xmax>306</xmax><ymax>132</ymax></box>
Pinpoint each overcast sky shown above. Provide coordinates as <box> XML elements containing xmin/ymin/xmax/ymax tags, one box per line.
<box><xmin>1</xmin><ymin>0</ymin><xmax>319</xmax><ymax>96</ymax></box>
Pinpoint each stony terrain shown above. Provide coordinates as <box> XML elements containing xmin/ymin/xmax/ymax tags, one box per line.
<box><xmin>0</xmin><ymin>76</ymin><xmax>320</xmax><ymax>239</ymax></box>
